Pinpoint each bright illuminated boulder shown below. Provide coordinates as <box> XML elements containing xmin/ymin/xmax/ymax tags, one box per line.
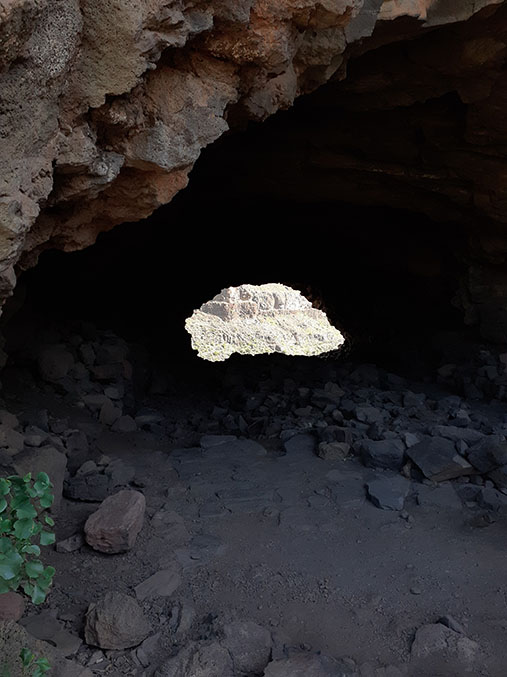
<box><xmin>185</xmin><ymin>283</ymin><xmax>344</xmax><ymax>361</ymax></box>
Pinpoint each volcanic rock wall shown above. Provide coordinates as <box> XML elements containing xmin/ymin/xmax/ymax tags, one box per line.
<box><xmin>0</xmin><ymin>0</ymin><xmax>506</xmax><ymax>331</ymax></box>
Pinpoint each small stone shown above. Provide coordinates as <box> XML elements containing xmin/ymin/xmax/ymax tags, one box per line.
<box><xmin>135</xmin><ymin>567</ymin><xmax>182</xmax><ymax>601</ymax></box>
<box><xmin>38</xmin><ymin>345</ymin><xmax>74</xmax><ymax>382</ymax></box>
<box><xmin>111</xmin><ymin>415</ymin><xmax>137</xmax><ymax>433</ymax></box>
<box><xmin>317</xmin><ymin>441</ymin><xmax>350</xmax><ymax>461</ymax></box>
<box><xmin>366</xmin><ymin>475</ymin><xmax>410</xmax><ymax>511</ymax></box>
<box><xmin>410</xmin><ymin>586</ymin><xmax>422</xmax><ymax>595</ymax></box>
<box><xmin>56</xmin><ymin>533</ymin><xmax>84</xmax><ymax>553</ymax></box>
<box><xmin>85</xmin><ymin>592</ymin><xmax>151</xmax><ymax>650</ymax></box>
<box><xmin>411</xmin><ymin>623</ymin><xmax>479</xmax><ymax>665</ymax></box>
<box><xmin>357</xmin><ymin>439</ymin><xmax>405</xmax><ymax>471</ymax></box>
<box><xmin>467</xmin><ymin>435</ymin><xmax>507</xmax><ymax>473</ymax></box>
<box><xmin>263</xmin><ymin>653</ymin><xmax>349</xmax><ymax>676</ymax></box>
<box><xmin>99</xmin><ymin>400</ymin><xmax>121</xmax><ymax>426</ymax></box>
<box><xmin>155</xmin><ymin>640</ymin><xmax>234</xmax><ymax>677</ymax></box>
<box><xmin>355</xmin><ymin>406</ymin><xmax>384</xmax><ymax>424</ymax></box>
<box><xmin>221</xmin><ymin>620</ymin><xmax>272</xmax><ymax>675</ymax></box>
<box><xmin>282</xmin><ymin>433</ymin><xmax>316</xmax><ymax>456</ymax></box>
<box><xmin>76</xmin><ymin>460</ymin><xmax>98</xmax><ymax>476</ymax></box>
<box><xmin>0</xmin><ymin>592</ymin><xmax>25</xmax><ymax>621</ymax></box>
<box><xmin>0</xmin><ymin>425</ymin><xmax>24</xmax><ymax>455</ymax></box>
<box><xmin>438</xmin><ymin>615</ymin><xmax>467</xmax><ymax>635</ymax></box>
<box><xmin>85</xmin><ymin>490</ymin><xmax>145</xmax><ymax>554</ymax></box>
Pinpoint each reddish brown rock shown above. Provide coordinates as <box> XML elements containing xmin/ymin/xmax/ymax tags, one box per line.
<box><xmin>84</xmin><ymin>490</ymin><xmax>145</xmax><ymax>554</ymax></box>
<box><xmin>85</xmin><ymin>592</ymin><xmax>151</xmax><ymax>650</ymax></box>
<box><xmin>0</xmin><ymin>592</ymin><xmax>25</xmax><ymax>622</ymax></box>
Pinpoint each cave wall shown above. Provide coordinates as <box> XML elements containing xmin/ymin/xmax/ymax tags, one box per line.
<box><xmin>0</xmin><ymin>0</ymin><xmax>504</xmax><ymax>321</ymax></box>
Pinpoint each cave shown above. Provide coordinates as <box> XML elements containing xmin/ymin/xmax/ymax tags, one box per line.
<box><xmin>2</xmin><ymin>2</ymin><xmax>507</xmax><ymax>676</ymax></box>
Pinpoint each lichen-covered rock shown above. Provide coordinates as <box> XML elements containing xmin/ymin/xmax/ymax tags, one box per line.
<box><xmin>185</xmin><ymin>283</ymin><xmax>344</xmax><ymax>361</ymax></box>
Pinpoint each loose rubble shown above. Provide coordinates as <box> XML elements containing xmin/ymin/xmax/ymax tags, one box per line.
<box><xmin>0</xmin><ymin>321</ymin><xmax>507</xmax><ymax>674</ymax></box>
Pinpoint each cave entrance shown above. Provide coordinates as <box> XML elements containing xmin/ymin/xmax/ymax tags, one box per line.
<box><xmin>7</xmin><ymin>172</ymin><xmax>466</xmax><ymax>377</ymax></box>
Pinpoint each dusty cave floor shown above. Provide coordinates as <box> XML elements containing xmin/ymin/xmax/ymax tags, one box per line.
<box><xmin>1</xmin><ymin>325</ymin><xmax>507</xmax><ymax>676</ymax></box>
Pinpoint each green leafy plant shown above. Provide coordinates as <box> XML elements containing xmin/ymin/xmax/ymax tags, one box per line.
<box><xmin>1</xmin><ymin>648</ymin><xmax>51</xmax><ymax>677</ymax></box>
<box><xmin>0</xmin><ymin>472</ymin><xmax>56</xmax><ymax>605</ymax></box>
<box><xmin>19</xmin><ymin>649</ymin><xmax>51</xmax><ymax>677</ymax></box>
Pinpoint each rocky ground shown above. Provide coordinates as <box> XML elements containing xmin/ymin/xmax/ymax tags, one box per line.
<box><xmin>1</xmin><ymin>322</ymin><xmax>507</xmax><ymax>676</ymax></box>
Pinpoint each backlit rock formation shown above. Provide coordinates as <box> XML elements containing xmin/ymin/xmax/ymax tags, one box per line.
<box><xmin>185</xmin><ymin>283</ymin><xmax>345</xmax><ymax>360</ymax></box>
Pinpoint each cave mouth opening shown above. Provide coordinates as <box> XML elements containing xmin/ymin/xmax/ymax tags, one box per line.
<box><xmin>3</xmin><ymin>83</ymin><xmax>474</xmax><ymax>383</ymax></box>
<box><xmin>5</xmin><ymin>189</ymin><xmax>467</xmax><ymax>382</ymax></box>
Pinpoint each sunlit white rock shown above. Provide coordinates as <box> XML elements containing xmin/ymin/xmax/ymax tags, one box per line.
<box><xmin>185</xmin><ymin>283</ymin><xmax>345</xmax><ymax>361</ymax></box>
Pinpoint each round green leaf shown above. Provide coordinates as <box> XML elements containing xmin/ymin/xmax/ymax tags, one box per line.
<box><xmin>13</xmin><ymin>518</ymin><xmax>34</xmax><ymax>540</ymax></box>
<box><xmin>22</xmin><ymin>473</ymin><xmax>31</xmax><ymax>483</ymax></box>
<box><xmin>0</xmin><ymin>499</ymin><xmax>6</xmax><ymax>514</ymax></box>
<box><xmin>39</xmin><ymin>492</ymin><xmax>54</xmax><ymax>509</ymax></box>
<box><xmin>35</xmin><ymin>472</ymin><xmax>50</xmax><ymax>486</ymax></box>
<box><xmin>30</xmin><ymin>583</ymin><xmax>47</xmax><ymax>605</ymax></box>
<box><xmin>14</xmin><ymin>500</ymin><xmax>37</xmax><ymax>520</ymax></box>
<box><xmin>0</xmin><ymin>551</ymin><xmax>22</xmax><ymax>580</ymax></box>
<box><xmin>19</xmin><ymin>648</ymin><xmax>33</xmax><ymax>667</ymax></box>
<box><xmin>0</xmin><ymin>479</ymin><xmax>10</xmax><ymax>496</ymax></box>
<box><xmin>25</xmin><ymin>560</ymin><xmax>44</xmax><ymax>578</ymax></box>
<box><xmin>21</xmin><ymin>544</ymin><xmax>41</xmax><ymax>556</ymax></box>
<box><xmin>0</xmin><ymin>519</ymin><xmax>12</xmax><ymax>535</ymax></box>
<box><xmin>44</xmin><ymin>515</ymin><xmax>55</xmax><ymax>527</ymax></box>
<box><xmin>40</xmin><ymin>530</ymin><xmax>55</xmax><ymax>546</ymax></box>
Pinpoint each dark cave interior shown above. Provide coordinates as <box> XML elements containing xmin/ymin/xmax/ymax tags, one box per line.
<box><xmin>4</xmin><ymin>92</ymin><xmax>474</xmax><ymax>376</ymax></box>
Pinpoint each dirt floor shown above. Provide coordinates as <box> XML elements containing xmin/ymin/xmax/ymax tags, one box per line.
<box><xmin>1</xmin><ymin>324</ymin><xmax>507</xmax><ymax>676</ymax></box>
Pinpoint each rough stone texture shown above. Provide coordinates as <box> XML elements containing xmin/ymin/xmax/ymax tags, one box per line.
<box><xmin>0</xmin><ymin>592</ymin><xmax>24</xmax><ymax>622</ymax></box>
<box><xmin>155</xmin><ymin>640</ymin><xmax>234</xmax><ymax>677</ymax></box>
<box><xmin>84</xmin><ymin>592</ymin><xmax>151</xmax><ymax>650</ymax></box>
<box><xmin>1</xmin><ymin>0</ymin><xmax>506</xmax><ymax>334</ymax></box>
<box><xmin>0</xmin><ymin>621</ymin><xmax>92</xmax><ymax>677</ymax></box>
<box><xmin>410</xmin><ymin>623</ymin><xmax>480</xmax><ymax>673</ymax></box>
<box><xmin>185</xmin><ymin>283</ymin><xmax>344</xmax><ymax>361</ymax></box>
<box><xmin>263</xmin><ymin>653</ymin><xmax>355</xmax><ymax>676</ymax></box>
<box><xmin>84</xmin><ymin>489</ymin><xmax>145</xmax><ymax>554</ymax></box>
<box><xmin>407</xmin><ymin>438</ymin><xmax>474</xmax><ymax>482</ymax></box>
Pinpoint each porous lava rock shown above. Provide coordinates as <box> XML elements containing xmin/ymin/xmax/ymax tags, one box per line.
<box><xmin>1</xmin><ymin>0</ymin><xmax>506</xmax><ymax>337</ymax></box>
<box><xmin>185</xmin><ymin>283</ymin><xmax>344</xmax><ymax>360</ymax></box>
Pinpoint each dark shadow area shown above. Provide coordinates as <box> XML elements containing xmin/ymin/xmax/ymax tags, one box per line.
<box><xmin>8</xmin><ymin>194</ymin><xmax>466</xmax><ymax>374</ymax></box>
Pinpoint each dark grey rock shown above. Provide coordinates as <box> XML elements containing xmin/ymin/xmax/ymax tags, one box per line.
<box><xmin>221</xmin><ymin>620</ymin><xmax>272</xmax><ymax>675</ymax></box>
<box><xmin>155</xmin><ymin>640</ymin><xmax>234</xmax><ymax>677</ymax></box>
<box><xmin>431</xmin><ymin>425</ymin><xmax>484</xmax><ymax>445</ymax></box>
<box><xmin>135</xmin><ymin>567</ymin><xmax>181</xmax><ymax>601</ymax></box>
<box><xmin>317</xmin><ymin>442</ymin><xmax>350</xmax><ymax>461</ymax></box>
<box><xmin>38</xmin><ymin>344</ymin><xmax>74</xmax><ymax>382</ymax></box>
<box><xmin>407</xmin><ymin>437</ymin><xmax>474</xmax><ymax>482</ymax></box>
<box><xmin>357</xmin><ymin>439</ymin><xmax>405</xmax><ymax>471</ymax></box>
<box><xmin>366</xmin><ymin>475</ymin><xmax>410</xmax><ymax>511</ymax></box>
<box><xmin>283</xmin><ymin>433</ymin><xmax>316</xmax><ymax>457</ymax></box>
<box><xmin>56</xmin><ymin>533</ymin><xmax>84</xmax><ymax>554</ymax></box>
<box><xmin>467</xmin><ymin>435</ymin><xmax>507</xmax><ymax>473</ymax></box>
<box><xmin>263</xmin><ymin>653</ymin><xmax>356</xmax><ymax>676</ymax></box>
